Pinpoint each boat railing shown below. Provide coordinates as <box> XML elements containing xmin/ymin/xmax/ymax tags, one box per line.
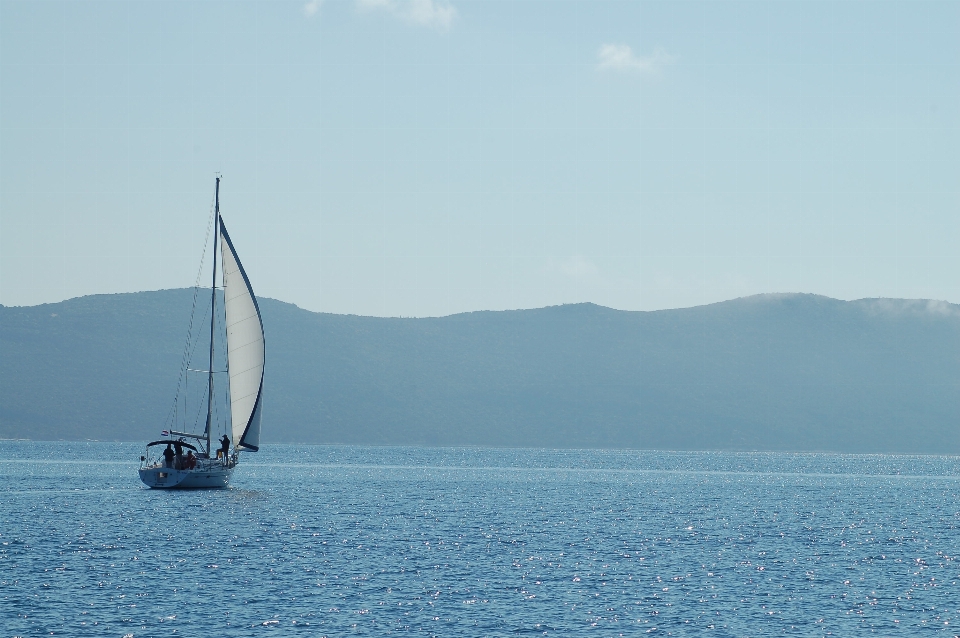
<box><xmin>140</xmin><ymin>444</ymin><xmax>236</xmax><ymax>471</ymax></box>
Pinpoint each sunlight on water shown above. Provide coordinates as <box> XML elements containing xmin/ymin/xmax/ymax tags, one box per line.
<box><xmin>2</xmin><ymin>442</ymin><xmax>960</xmax><ymax>635</ymax></box>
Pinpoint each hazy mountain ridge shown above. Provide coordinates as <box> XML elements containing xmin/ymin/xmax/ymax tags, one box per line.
<box><xmin>2</xmin><ymin>290</ymin><xmax>959</xmax><ymax>453</ymax></box>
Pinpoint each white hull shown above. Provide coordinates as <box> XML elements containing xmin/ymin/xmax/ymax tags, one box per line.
<box><xmin>139</xmin><ymin>463</ymin><xmax>232</xmax><ymax>489</ymax></box>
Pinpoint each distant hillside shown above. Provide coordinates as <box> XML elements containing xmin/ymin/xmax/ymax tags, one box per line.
<box><xmin>2</xmin><ymin>290</ymin><xmax>960</xmax><ymax>453</ymax></box>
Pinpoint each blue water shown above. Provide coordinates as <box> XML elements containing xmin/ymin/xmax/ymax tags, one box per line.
<box><xmin>3</xmin><ymin>443</ymin><xmax>960</xmax><ymax>636</ymax></box>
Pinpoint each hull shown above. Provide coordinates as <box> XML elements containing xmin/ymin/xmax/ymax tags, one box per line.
<box><xmin>139</xmin><ymin>463</ymin><xmax>232</xmax><ymax>489</ymax></box>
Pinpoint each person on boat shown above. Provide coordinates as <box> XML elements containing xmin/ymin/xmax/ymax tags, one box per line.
<box><xmin>162</xmin><ymin>444</ymin><xmax>175</xmax><ymax>468</ymax></box>
<box><xmin>174</xmin><ymin>440</ymin><xmax>184</xmax><ymax>469</ymax></box>
<box><xmin>219</xmin><ymin>435</ymin><xmax>230</xmax><ymax>460</ymax></box>
<box><xmin>185</xmin><ymin>450</ymin><xmax>196</xmax><ymax>470</ymax></box>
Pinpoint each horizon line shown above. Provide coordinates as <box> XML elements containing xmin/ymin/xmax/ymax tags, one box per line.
<box><xmin>3</xmin><ymin>288</ymin><xmax>959</xmax><ymax>319</ymax></box>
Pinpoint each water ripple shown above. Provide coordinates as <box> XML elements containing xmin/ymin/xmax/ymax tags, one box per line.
<box><xmin>2</xmin><ymin>442</ymin><xmax>960</xmax><ymax>635</ymax></box>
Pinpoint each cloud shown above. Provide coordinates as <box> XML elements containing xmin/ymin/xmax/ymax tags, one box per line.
<box><xmin>544</xmin><ymin>256</ymin><xmax>601</xmax><ymax>282</ymax></box>
<box><xmin>860</xmin><ymin>298</ymin><xmax>960</xmax><ymax>318</ymax></box>
<box><xmin>357</xmin><ymin>0</ymin><xmax>456</xmax><ymax>31</ymax></box>
<box><xmin>597</xmin><ymin>44</ymin><xmax>673</xmax><ymax>74</ymax></box>
<box><xmin>303</xmin><ymin>0</ymin><xmax>321</xmax><ymax>17</ymax></box>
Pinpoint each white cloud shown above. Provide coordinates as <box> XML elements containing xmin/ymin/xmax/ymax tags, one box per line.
<box><xmin>303</xmin><ymin>0</ymin><xmax>322</xmax><ymax>18</ymax></box>
<box><xmin>357</xmin><ymin>0</ymin><xmax>456</xmax><ymax>31</ymax></box>
<box><xmin>597</xmin><ymin>44</ymin><xmax>673</xmax><ymax>74</ymax></box>
<box><xmin>544</xmin><ymin>256</ymin><xmax>601</xmax><ymax>282</ymax></box>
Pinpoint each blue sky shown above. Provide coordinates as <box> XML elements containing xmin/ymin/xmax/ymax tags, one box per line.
<box><xmin>1</xmin><ymin>0</ymin><xmax>957</xmax><ymax>316</ymax></box>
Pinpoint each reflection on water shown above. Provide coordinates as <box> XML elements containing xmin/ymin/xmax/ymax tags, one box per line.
<box><xmin>2</xmin><ymin>442</ymin><xmax>960</xmax><ymax>635</ymax></box>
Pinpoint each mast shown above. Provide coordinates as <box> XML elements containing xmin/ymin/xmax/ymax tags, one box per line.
<box><xmin>204</xmin><ymin>177</ymin><xmax>221</xmax><ymax>455</ymax></box>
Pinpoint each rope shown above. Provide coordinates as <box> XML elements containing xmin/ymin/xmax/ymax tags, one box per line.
<box><xmin>162</xmin><ymin>194</ymin><xmax>217</xmax><ymax>432</ymax></box>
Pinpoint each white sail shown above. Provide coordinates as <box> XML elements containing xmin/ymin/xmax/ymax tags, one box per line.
<box><xmin>220</xmin><ymin>218</ymin><xmax>264</xmax><ymax>451</ymax></box>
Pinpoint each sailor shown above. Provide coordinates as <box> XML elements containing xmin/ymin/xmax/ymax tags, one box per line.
<box><xmin>162</xmin><ymin>443</ymin><xmax>175</xmax><ymax>468</ymax></box>
<box><xmin>219</xmin><ymin>435</ymin><xmax>230</xmax><ymax>460</ymax></box>
<box><xmin>174</xmin><ymin>440</ymin><xmax>184</xmax><ymax>469</ymax></box>
<box><xmin>185</xmin><ymin>449</ymin><xmax>196</xmax><ymax>470</ymax></box>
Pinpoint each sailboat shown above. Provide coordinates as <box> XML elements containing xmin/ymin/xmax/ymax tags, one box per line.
<box><xmin>139</xmin><ymin>177</ymin><xmax>264</xmax><ymax>489</ymax></box>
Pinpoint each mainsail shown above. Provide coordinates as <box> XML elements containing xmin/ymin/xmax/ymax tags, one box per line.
<box><xmin>219</xmin><ymin>218</ymin><xmax>264</xmax><ymax>451</ymax></box>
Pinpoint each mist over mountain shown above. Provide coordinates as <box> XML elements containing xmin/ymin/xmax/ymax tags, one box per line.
<box><xmin>2</xmin><ymin>289</ymin><xmax>959</xmax><ymax>453</ymax></box>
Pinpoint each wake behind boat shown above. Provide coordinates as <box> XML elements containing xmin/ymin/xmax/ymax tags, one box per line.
<box><xmin>139</xmin><ymin>177</ymin><xmax>265</xmax><ymax>489</ymax></box>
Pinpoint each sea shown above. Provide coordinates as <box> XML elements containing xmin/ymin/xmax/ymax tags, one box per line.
<box><xmin>2</xmin><ymin>443</ymin><xmax>960</xmax><ymax>636</ymax></box>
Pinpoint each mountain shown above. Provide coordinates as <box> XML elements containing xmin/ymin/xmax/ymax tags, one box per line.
<box><xmin>2</xmin><ymin>290</ymin><xmax>959</xmax><ymax>453</ymax></box>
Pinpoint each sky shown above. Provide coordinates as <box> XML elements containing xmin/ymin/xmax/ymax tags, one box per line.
<box><xmin>1</xmin><ymin>0</ymin><xmax>957</xmax><ymax>317</ymax></box>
